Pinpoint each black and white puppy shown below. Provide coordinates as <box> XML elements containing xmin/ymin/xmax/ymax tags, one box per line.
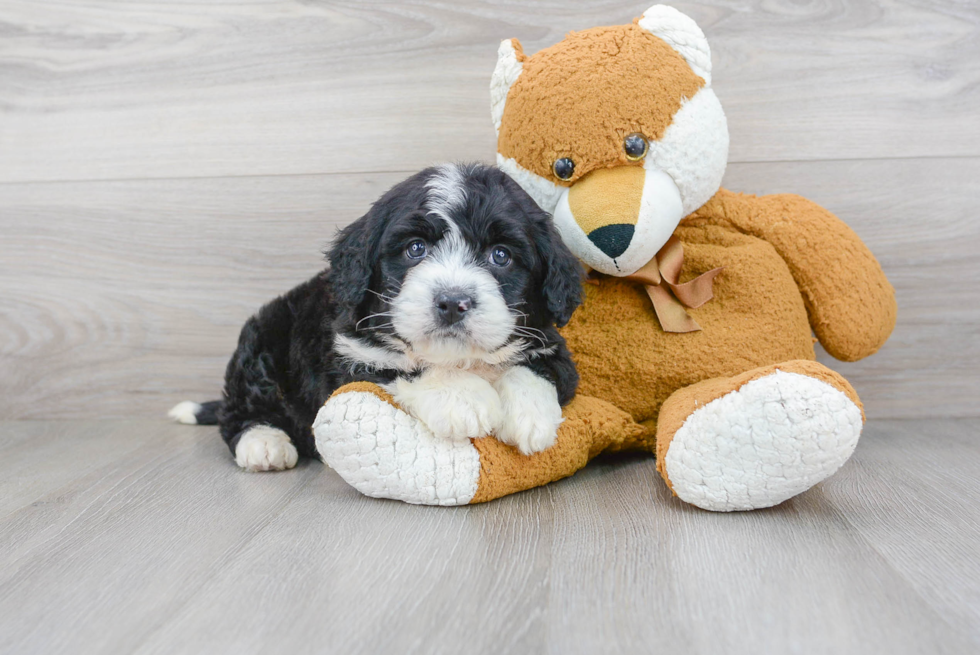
<box><xmin>169</xmin><ymin>163</ymin><xmax>583</xmax><ymax>471</ymax></box>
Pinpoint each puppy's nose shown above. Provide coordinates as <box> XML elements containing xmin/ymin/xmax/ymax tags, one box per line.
<box><xmin>435</xmin><ymin>292</ymin><xmax>474</xmax><ymax>326</ymax></box>
<box><xmin>587</xmin><ymin>224</ymin><xmax>634</xmax><ymax>258</ymax></box>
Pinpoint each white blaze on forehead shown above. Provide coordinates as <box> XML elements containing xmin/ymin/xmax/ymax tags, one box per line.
<box><xmin>425</xmin><ymin>163</ymin><xmax>467</xmax><ymax>237</ymax></box>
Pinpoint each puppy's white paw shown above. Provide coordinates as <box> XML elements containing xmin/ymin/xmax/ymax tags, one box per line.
<box><xmin>493</xmin><ymin>366</ymin><xmax>563</xmax><ymax>455</ymax></box>
<box><xmin>390</xmin><ymin>369</ymin><xmax>502</xmax><ymax>441</ymax></box>
<box><xmin>234</xmin><ymin>425</ymin><xmax>299</xmax><ymax>472</ymax></box>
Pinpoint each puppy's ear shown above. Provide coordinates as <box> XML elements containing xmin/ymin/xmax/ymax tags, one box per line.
<box><xmin>532</xmin><ymin>206</ymin><xmax>584</xmax><ymax>328</ymax></box>
<box><xmin>326</xmin><ymin>209</ymin><xmax>382</xmax><ymax>325</ymax></box>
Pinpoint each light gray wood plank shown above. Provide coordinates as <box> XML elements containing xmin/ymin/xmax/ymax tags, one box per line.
<box><xmin>0</xmin><ymin>419</ymin><xmax>977</xmax><ymax>654</ymax></box>
<box><xmin>2</xmin><ymin>157</ymin><xmax>976</xmax><ymax>420</ymax></box>
<box><xmin>134</xmin><ymin>474</ymin><xmax>554</xmax><ymax>655</ymax></box>
<box><xmin>0</xmin><ymin>0</ymin><xmax>978</xmax><ymax>183</ymax></box>
<box><xmin>0</xmin><ymin>420</ymin><xmax>164</xmax><ymax>518</ymax></box>
<box><xmin>0</xmin><ymin>421</ymin><xmax>325</xmax><ymax>654</ymax></box>
<box><xmin>0</xmin><ymin>172</ymin><xmax>402</xmax><ymax>419</ymax></box>
<box><xmin>541</xmin><ymin>449</ymin><xmax>978</xmax><ymax>653</ymax></box>
<box><xmin>823</xmin><ymin>419</ymin><xmax>980</xmax><ymax>641</ymax></box>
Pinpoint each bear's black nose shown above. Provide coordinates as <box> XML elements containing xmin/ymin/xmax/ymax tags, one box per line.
<box><xmin>435</xmin><ymin>291</ymin><xmax>474</xmax><ymax>326</ymax></box>
<box><xmin>587</xmin><ymin>224</ymin><xmax>634</xmax><ymax>258</ymax></box>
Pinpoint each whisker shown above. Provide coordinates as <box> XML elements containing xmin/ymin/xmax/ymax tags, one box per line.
<box><xmin>366</xmin><ymin>289</ymin><xmax>397</xmax><ymax>303</ymax></box>
<box><xmin>355</xmin><ymin>312</ymin><xmax>396</xmax><ymax>330</ymax></box>
<box><xmin>514</xmin><ymin>324</ymin><xmax>546</xmax><ymax>336</ymax></box>
<box><xmin>514</xmin><ymin>326</ymin><xmax>547</xmax><ymax>338</ymax></box>
<box><xmin>513</xmin><ymin>327</ymin><xmax>547</xmax><ymax>347</ymax></box>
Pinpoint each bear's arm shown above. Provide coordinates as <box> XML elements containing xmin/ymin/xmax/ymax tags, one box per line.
<box><xmin>693</xmin><ymin>189</ymin><xmax>897</xmax><ymax>362</ymax></box>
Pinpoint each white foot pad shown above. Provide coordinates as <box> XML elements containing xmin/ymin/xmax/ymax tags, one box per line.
<box><xmin>664</xmin><ymin>371</ymin><xmax>863</xmax><ymax>511</ymax></box>
<box><xmin>313</xmin><ymin>392</ymin><xmax>481</xmax><ymax>506</ymax></box>
<box><xmin>235</xmin><ymin>425</ymin><xmax>299</xmax><ymax>472</ymax></box>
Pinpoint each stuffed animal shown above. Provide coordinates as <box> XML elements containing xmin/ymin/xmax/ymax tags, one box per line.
<box><xmin>312</xmin><ymin>5</ymin><xmax>896</xmax><ymax>510</ymax></box>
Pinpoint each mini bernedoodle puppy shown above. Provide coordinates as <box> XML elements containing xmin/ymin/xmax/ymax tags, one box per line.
<box><xmin>170</xmin><ymin>163</ymin><xmax>584</xmax><ymax>471</ymax></box>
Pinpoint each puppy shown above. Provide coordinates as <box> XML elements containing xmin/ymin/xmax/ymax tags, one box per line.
<box><xmin>169</xmin><ymin>163</ymin><xmax>584</xmax><ymax>471</ymax></box>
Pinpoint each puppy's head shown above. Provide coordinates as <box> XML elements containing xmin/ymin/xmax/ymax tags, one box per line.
<box><xmin>328</xmin><ymin>163</ymin><xmax>582</xmax><ymax>369</ymax></box>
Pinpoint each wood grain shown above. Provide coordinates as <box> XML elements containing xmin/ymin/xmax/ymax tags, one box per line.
<box><xmin>0</xmin><ymin>419</ymin><xmax>976</xmax><ymax>654</ymax></box>
<box><xmin>822</xmin><ymin>418</ymin><xmax>980</xmax><ymax>640</ymax></box>
<box><xmin>2</xmin><ymin>1</ymin><xmax>978</xmax><ymax>652</ymax></box>
<box><xmin>0</xmin><ymin>0</ymin><xmax>978</xmax><ymax>183</ymax></box>
<box><xmin>2</xmin><ymin>157</ymin><xmax>977</xmax><ymax>420</ymax></box>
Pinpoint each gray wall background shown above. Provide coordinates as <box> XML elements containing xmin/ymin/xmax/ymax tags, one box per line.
<box><xmin>1</xmin><ymin>0</ymin><xmax>977</xmax><ymax>420</ymax></box>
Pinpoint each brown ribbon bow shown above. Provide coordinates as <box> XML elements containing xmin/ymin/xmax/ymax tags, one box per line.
<box><xmin>623</xmin><ymin>235</ymin><xmax>723</xmax><ymax>333</ymax></box>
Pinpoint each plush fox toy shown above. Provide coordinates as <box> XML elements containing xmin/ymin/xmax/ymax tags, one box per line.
<box><xmin>313</xmin><ymin>5</ymin><xmax>896</xmax><ymax>510</ymax></box>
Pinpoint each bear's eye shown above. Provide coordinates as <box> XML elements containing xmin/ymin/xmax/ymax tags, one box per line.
<box><xmin>624</xmin><ymin>133</ymin><xmax>648</xmax><ymax>161</ymax></box>
<box><xmin>553</xmin><ymin>157</ymin><xmax>575</xmax><ymax>180</ymax></box>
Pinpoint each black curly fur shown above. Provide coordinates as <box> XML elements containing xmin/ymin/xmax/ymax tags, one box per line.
<box><xmin>192</xmin><ymin>164</ymin><xmax>583</xmax><ymax>463</ymax></box>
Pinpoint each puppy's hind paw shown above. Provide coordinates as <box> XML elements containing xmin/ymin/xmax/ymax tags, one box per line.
<box><xmin>235</xmin><ymin>426</ymin><xmax>299</xmax><ymax>472</ymax></box>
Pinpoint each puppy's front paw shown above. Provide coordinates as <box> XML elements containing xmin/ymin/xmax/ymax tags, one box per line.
<box><xmin>391</xmin><ymin>370</ymin><xmax>502</xmax><ymax>441</ymax></box>
<box><xmin>493</xmin><ymin>367</ymin><xmax>563</xmax><ymax>455</ymax></box>
<box><xmin>235</xmin><ymin>425</ymin><xmax>299</xmax><ymax>472</ymax></box>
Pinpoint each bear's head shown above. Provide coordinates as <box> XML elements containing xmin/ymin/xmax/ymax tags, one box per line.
<box><xmin>491</xmin><ymin>5</ymin><xmax>728</xmax><ymax>277</ymax></box>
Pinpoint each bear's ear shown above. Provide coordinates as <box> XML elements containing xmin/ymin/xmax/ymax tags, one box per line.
<box><xmin>637</xmin><ymin>5</ymin><xmax>712</xmax><ymax>85</ymax></box>
<box><xmin>490</xmin><ymin>38</ymin><xmax>525</xmax><ymax>135</ymax></box>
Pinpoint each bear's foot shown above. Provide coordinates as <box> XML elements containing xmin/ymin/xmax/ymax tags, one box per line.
<box><xmin>313</xmin><ymin>382</ymin><xmax>644</xmax><ymax>505</ymax></box>
<box><xmin>657</xmin><ymin>360</ymin><xmax>864</xmax><ymax>512</ymax></box>
<box><xmin>313</xmin><ymin>383</ymin><xmax>482</xmax><ymax>506</ymax></box>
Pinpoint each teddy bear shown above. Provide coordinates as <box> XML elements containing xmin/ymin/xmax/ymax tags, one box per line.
<box><xmin>311</xmin><ymin>5</ymin><xmax>896</xmax><ymax>510</ymax></box>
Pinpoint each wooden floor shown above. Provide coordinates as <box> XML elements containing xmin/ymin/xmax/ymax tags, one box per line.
<box><xmin>3</xmin><ymin>0</ymin><xmax>980</xmax><ymax>652</ymax></box>
<box><xmin>0</xmin><ymin>419</ymin><xmax>977</xmax><ymax>653</ymax></box>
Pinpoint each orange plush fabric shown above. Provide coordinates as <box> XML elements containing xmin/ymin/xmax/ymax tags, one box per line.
<box><xmin>497</xmin><ymin>23</ymin><xmax>703</xmax><ymax>185</ymax></box>
<box><xmin>470</xmin><ymin>395</ymin><xmax>643</xmax><ymax>503</ymax></box>
<box><xmin>557</xmin><ymin>188</ymin><xmax>895</xmax><ymax>451</ymax></box>
<box><xmin>318</xmin><ymin>5</ymin><xmax>896</xmax><ymax>510</ymax></box>
<box><xmin>486</xmin><ymin>5</ymin><xmax>894</xmax><ymax>504</ymax></box>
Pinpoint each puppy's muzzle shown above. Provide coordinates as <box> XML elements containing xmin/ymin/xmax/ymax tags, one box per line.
<box><xmin>434</xmin><ymin>290</ymin><xmax>475</xmax><ymax>327</ymax></box>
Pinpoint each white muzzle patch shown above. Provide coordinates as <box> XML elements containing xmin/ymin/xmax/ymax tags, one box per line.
<box><xmin>390</xmin><ymin>236</ymin><xmax>515</xmax><ymax>366</ymax></box>
<box><xmin>552</xmin><ymin>165</ymin><xmax>684</xmax><ymax>277</ymax></box>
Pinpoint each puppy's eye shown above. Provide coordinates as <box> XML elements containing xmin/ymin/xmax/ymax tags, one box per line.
<box><xmin>406</xmin><ymin>239</ymin><xmax>427</xmax><ymax>260</ymax></box>
<box><xmin>488</xmin><ymin>245</ymin><xmax>512</xmax><ymax>267</ymax></box>
<box><xmin>553</xmin><ymin>157</ymin><xmax>575</xmax><ymax>180</ymax></box>
<box><xmin>624</xmin><ymin>133</ymin><xmax>648</xmax><ymax>161</ymax></box>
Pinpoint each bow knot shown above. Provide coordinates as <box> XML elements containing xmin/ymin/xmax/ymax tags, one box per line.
<box><xmin>622</xmin><ymin>235</ymin><xmax>723</xmax><ymax>333</ymax></box>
